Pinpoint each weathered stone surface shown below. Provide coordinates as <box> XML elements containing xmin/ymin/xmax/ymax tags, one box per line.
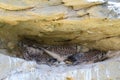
<box><xmin>0</xmin><ymin>52</ymin><xmax>120</xmax><ymax>80</ymax></box>
<box><xmin>0</xmin><ymin>0</ymin><xmax>120</xmax><ymax>51</ymax></box>
<box><xmin>0</xmin><ymin>1</ymin><xmax>120</xmax><ymax>80</ymax></box>
<box><xmin>62</xmin><ymin>0</ymin><xmax>106</xmax><ymax>10</ymax></box>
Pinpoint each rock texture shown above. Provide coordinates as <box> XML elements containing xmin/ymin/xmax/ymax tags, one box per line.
<box><xmin>0</xmin><ymin>0</ymin><xmax>120</xmax><ymax>80</ymax></box>
<box><xmin>0</xmin><ymin>0</ymin><xmax>120</xmax><ymax>52</ymax></box>
<box><xmin>0</xmin><ymin>52</ymin><xmax>120</xmax><ymax>80</ymax></box>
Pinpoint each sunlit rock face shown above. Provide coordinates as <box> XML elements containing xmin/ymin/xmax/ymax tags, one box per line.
<box><xmin>0</xmin><ymin>0</ymin><xmax>120</xmax><ymax>52</ymax></box>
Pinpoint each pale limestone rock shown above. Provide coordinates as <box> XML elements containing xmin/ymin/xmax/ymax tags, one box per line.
<box><xmin>0</xmin><ymin>52</ymin><xmax>120</xmax><ymax>80</ymax></box>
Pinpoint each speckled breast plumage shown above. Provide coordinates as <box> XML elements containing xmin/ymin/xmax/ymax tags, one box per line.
<box><xmin>18</xmin><ymin>38</ymin><xmax>107</xmax><ymax>65</ymax></box>
<box><xmin>18</xmin><ymin>38</ymin><xmax>78</xmax><ymax>64</ymax></box>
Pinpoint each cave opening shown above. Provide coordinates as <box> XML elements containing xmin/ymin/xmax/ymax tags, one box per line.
<box><xmin>15</xmin><ymin>37</ymin><xmax>110</xmax><ymax>66</ymax></box>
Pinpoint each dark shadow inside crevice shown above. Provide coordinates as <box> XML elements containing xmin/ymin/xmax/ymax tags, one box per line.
<box><xmin>15</xmin><ymin>37</ymin><xmax>110</xmax><ymax>66</ymax></box>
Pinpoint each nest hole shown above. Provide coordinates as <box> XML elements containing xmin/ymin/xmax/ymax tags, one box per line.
<box><xmin>11</xmin><ymin>37</ymin><xmax>111</xmax><ymax>66</ymax></box>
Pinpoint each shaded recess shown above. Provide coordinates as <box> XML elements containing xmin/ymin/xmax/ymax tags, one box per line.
<box><xmin>0</xmin><ymin>0</ymin><xmax>120</xmax><ymax>64</ymax></box>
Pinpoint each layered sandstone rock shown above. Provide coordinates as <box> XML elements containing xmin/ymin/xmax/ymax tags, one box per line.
<box><xmin>0</xmin><ymin>0</ymin><xmax>120</xmax><ymax>52</ymax></box>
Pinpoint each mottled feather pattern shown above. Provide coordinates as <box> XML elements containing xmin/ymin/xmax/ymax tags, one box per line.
<box><xmin>18</xmin><ymin>38</ymin><xmax>78</xmax><ymax>64</ymax></box>
<box><xmin>45</xmin><ymin>45</ymin><xmax>78</xmax><ymax>57</ymax></box>
<box><xmin>18</xmin><ymin>38</ymin><xmax>107</xmax><ymax>65</ymax></box>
